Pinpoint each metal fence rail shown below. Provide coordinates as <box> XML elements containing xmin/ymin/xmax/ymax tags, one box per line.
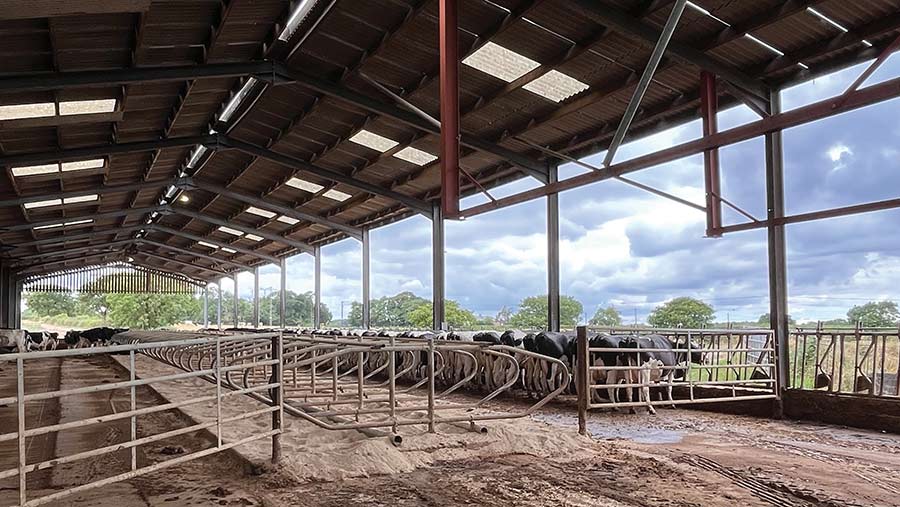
<box><xmin>789</xmin><ymin>323</ymin><xmax>900</xmax><ymax>397</ymax></box>
<box><xmin>144</xmin><ymin>333</ymin><xmax>570</xmax><ymax>442</ymax></box>
<box><xmin>575</xmin><ymin>326</ymin><xmax>778</xmax><ymax>433</ymax></box>
<box><xmin>0</xmin><ymin>332</ymin><xmax>283</xmax><ymax>507</ymax></box>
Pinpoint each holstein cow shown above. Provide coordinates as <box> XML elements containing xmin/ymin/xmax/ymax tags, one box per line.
<box><xmin>618</xmin><ymin>334</ymin><xmax>705</xmax><ymax>412</ymax></box>
<box><xmin>65</xmin><ymin>327</ymin><xmax>129</xmax><ymax>348</ymax></box>
<box><xmin>533</xmin><ymin>332</ymin><xmax>574</xmax><ymax>394</ymax></box>
<box><xmin>0</xmin><ymin>329</ymin><xmax>27</xmax><ymax>353</ymax></box>
<box><xmin>25</xmin><ymin>331</ymin><xmax>59</xmax><ymax>351</ymax></box>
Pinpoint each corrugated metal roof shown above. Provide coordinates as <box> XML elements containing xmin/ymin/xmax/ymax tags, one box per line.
<box><xmin>1</xmin><ymin>0</ymin><xmax>898</xmax><ymax>279</ymax></box>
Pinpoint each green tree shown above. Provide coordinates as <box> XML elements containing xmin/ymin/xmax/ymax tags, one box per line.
<box><xmin>508</xmin><ymin>295</ymin><xmax>583</xmax><ymax>330</ymax></box>
<box><xmin>495</xmin><ymin>306</ymin><xmax>513</xmax><ymax>326</ymax></box>
<box><xmin>106</xmin><ymin>292</ymin><xmax>197</xmax><ymax>329</ymax></box>
<box><xmin>77</xmin><ymin>293</ymin><xmax>110</xmax><ymax>323</ymax></box>
<box><xmin>589</xmin><ymin>306</ymin><xmax>622</xmax><ymax>327</ymax></box>
<box><xmin>258</xmin><ymin>290</ymin><xmax>331</xmax><ymax>327</ymax></box>
<box><xmin>24</xmin><ymin>290</ymin><xmax>76</xmax><ymax>317</ymax></box>
<box><xmin>756</xmin><ymin>312</ymin><xmax>796</xmax><ymax>327</ymax></box>
<box><xmin>347</xmin><ymin>292</ymin><xmax>430</xmax><ymax>328</ymax></box>
<box><xmin>408</xmin><ymin>300</ymin><xmax>477</xmax><ymax>329</ymax></box>
<box><xmin>647</xmin><ymin>297</ymin><xmax>714</xmax><ymax>328</ymax></box>
<box><xmin>847</xmin><ymin>301</ymin><xmax>900</xmax><ymax>327</ymax></box>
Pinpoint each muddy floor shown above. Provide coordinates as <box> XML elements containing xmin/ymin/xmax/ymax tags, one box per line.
<box><xmin>1</xmin><ymin>355</ymin><xmax>899</xmax><ymax>506</ymax></box>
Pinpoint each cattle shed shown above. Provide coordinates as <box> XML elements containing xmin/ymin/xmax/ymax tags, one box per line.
<box><xmin>2</xmin><ymin>1</ymin><xmax>900</xmax><ymax>506</ymax></box>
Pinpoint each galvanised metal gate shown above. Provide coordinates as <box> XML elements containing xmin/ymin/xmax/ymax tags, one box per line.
<box><xmin>0</xmin><ymin>332</ymin><xmax>282</xmax><ymax>507</ymax></box>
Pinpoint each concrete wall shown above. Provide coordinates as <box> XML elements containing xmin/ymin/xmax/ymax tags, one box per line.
<box><xmin>784</xmin><ymin>389</ymin><xmax>900</xmax><ymax>434</ymax></box>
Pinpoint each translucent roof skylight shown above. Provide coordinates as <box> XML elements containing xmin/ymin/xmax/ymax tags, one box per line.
<box><xmin>197</xmin><ymin>241</ymin><xmax>219</xmax><ymax>249</ymax></box>
<box><xmin>393</xmin><ymin>147</ymin><xmax>438</xmax><ymax>165</ymax></box>
<box><xmin>286</xmin><ymin>177</ymin><xmax>324</xmax><ymax>193</ymax></box>
<box><xmin>219</xmin><ymin>78</ymin><xmax>258</xmax><ymax>123</ymax></box>
<box><xmin>34</xmin><ymin>219</ymin><xmax>94</xmax><ymax>230</ymax></box>
<box><xmin>58</xmin><ymin>99</ymin><xmax>117</xmax><ymax>116</ymax></box>
<box><xmin>61</xmin><ymin>159</ymin><xmax>104</xmax><ymax>172</ymax></box>
<box><xmin>245</xmin><ymin>234</ymin><xmax>263</xmax><ymax>242</ymax></box>
<box><xmin>62</xmin><ymin>194</ymin><xmax>99</xmax><ymax>205</ymax></box>
<box><xmin>245</xmin><ymin>206</ymin><xmax>276</xmax><ymax>218</ymax></box>
<box><xmin>12</xmin><ymin>164</ymin><xmax>57</xmax><ymax>177</ymax></box>
<box><xmin>0</xmin><ymin>102</ymin><xmax>55</xmax><ymax>121</ymax></box>
<box><xmin>323</xmin><ymin>189</ymin><xmax>352</xmax><ymax>202</ymax></box>
<box><xmin>221</xmin><ymin>247</ymin><xmax>237</xmax><ymax>254</ymax></box>
<box><xmin>523</xmin><ymin>70</ymin><xmax>589</xmax><ymax>102</ymax></box>
<box><xmin>24</xmin><ymin>199</ymin><xmax>62</xmax><ymax>209</ymax></box>
<box><xmin>277</xmin><ymin>215</ymin><xmax>299</xmax><ymax>225</ymax></box>
<box><xmin>463</xmin><ymin>42</ymin><xmax>540</xmax><ymax>82</ymax></box>
<box><xmin>12</xmin><ymin>159</ymin><xmax>105</xmax><ymax>178</ymax></box>
<box><xmin>349</xmin><ymin>130</ymin><xmax>399</xmax><ymax>152</ymax></box>
<box><xmin>218</xmin><ymin>226</ymin><xmax>244</xmax><ymax>236</ymax></box>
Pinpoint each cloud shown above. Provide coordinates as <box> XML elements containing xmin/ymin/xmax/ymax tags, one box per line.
<box><xmin>260</xmin><ymin>56</ymin><xmax>900</xmax><ymax>325</ymax></box>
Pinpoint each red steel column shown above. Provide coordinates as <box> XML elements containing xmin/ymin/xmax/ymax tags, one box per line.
<box><xmin>439</xmin><ymin>0</ymin><xmax>460</xmax><ymax>218</ymax></box>
<box><xmin>700</xmin><ymin>71</ymin><xmax>722</xmax><ymax>237</ymax></box>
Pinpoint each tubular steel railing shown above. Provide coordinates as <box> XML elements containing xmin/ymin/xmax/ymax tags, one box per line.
<box><xmin>575</xmin><ymin>326</ymin><xmax>778</xmax><ymax>434</ymax></box>
<box><xmin>789</xmin><ymin>323</ymin><xmax>900</xmax><ymax>397</ymax></box>
<box><xmin>146</xmin><ymin>333</ymin><xmax>569</xmax><ymax>443</ymax></box>
<box><xmin>0</xmin><ymin>332</ymin><xmax>283</xmax><ymax>507</ymax></box>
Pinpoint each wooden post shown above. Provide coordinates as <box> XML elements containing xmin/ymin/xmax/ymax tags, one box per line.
<box><xmin>270</xmin><ymin>332</ymin><xmax>283</xmax><ymax>464</ymax></box>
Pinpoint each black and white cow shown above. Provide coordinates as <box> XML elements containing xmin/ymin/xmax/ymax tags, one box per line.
<box><xmin>0</xmin><ymin>329</ymin><xmax>26</xmax><ymax>353</ymax></box>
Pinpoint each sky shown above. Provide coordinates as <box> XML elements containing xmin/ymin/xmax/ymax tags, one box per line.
<box><xmin>239</xmin><ymin>55</ymin><xmax>900</xmax><ymax>325</ymax></box>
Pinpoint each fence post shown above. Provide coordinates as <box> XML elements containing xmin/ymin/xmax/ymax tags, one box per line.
<box><xmin>427</xmin><ymin>336</ymin><xmax>436</xmax><ymax>433</ymax></box>
<box><xmin>130</xmin><ymin>350</ymin><xmax>137</xmax><ymax>471</ymax></box>
<box><xmin>215</xmin><ymin>337</ymin><xmax>222</xmax><ymax>448</ymax></box>
<box><xmin>576</xmin><ymin>326</ymin><xmax>588</xmax><ymax>436</ymax></box>
<box><xmin>270</xmin><ymin>333</ymin><xmax>283</xmax><ymax>464</ymax></box>
<box><xmin>17</xmin><ymin>356</ymin><xmax>26</xmax><ymax>506</ymax></box>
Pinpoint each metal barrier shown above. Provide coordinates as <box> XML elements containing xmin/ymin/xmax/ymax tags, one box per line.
<box><xmin>0</xmin><ymin>332</ymin><xmax>283</xmax><ymax>507</ymax></box>
<box><xmin>575</xmin><ymin>326</ymin><xmax>778</xmax><ymax>434</ymax></box>
<box><xmin>145</xmin><ymin>333</ymin><xmax>569</xmax><ymax>441</ymax></box>
<box><xmin>789</xmin><ymin>323</ymin><xmax>900</xmax><ymax>397</ymax></box>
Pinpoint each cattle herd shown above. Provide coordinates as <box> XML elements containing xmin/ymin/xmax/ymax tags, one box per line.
<box><xmin>0</xmin><ymin>327</ymin><xmax>129</xmax><ymax>353</ymax></box>
<box><xmin>1</xmin><ymin>324</ymin><xmax>707</xmax><ymax>414</ymax></box>
<box><xmin>282</xmin><ymin>328</ymin><xmax>708</xmax><ymax>414</ymax></box>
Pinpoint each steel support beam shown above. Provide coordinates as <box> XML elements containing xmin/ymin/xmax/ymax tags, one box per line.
<box><xmin>150</xmin><ymin>225</ymin><xmax>280</xmax><ymax>264</ymax></box>
<box><xmin>15</xmin><ymin>251</ymin><xmax>124</xmax><ymax>277</ymax></box>
<box><xmin>9</xmin><ymin>225</ymin><xmax>147</xmax><ymax>250</ymax></box>
<box><xmin>0</xmin><ymin>61</ymin><xmax>280</xmax><ymax>93</ymax></box>
<box><xmin>219</xmin><ymin>138</ymin><xmax>432</xmax><ymax>217</ymax></box>
<box><xmin>137</xmin><ymin>239</ymin><xmax>250</xmax><ymax>270</ymax></box>
<box><xmin>133</xmin><ymin>250</ymin><xmax>228</xmax><ymax>277</ymax></box>
<box><xmin>431</xmin><ymin>202</ymin><xmax>445</xmax><ymax>331</ymax></box>
<box><xmin>216</xmin><ymin>282</ymin><xmax>222</xmax><ymax>330</ymax></box>
<box><xmin>1</xmin><ymin>206</ymin><xmax>160</xmax><ymax>232</ymax></box>
<box><xmin>547</xmin><ymin>165</ymin><xmax>561</xmax><ymax>333</ymax></box>
<box><xmin>279</xmin><ymin>258</ymin><xmax>286</xmax><ymax>329</ymax></box>
<box><xmin>233</xmin><ymin>273</ymin><xmax>240</xmax><ymax>327</ymax></box>
<box><xmin>361</xmin><ymin>228</ymin><xmax>370</xmax><ymax>330</ymax></box>
<box><xmin>0</xmin><ymin>179</ymin><xmax>177</xmax><ymax>209</ymax></box>
<box><xmin>458</xmin><ymin>74</ymin><xmax>900</xmax><ymax>218</ymax></box>
<box><xmin>574</xmin><ymin>0</ymin><xmax>767</xmax><ymax>99</ymax></box>
<box><xmin>203</xmin><ymin>284</ymin><xmax>209</xmax><ymax>328</ymax></box>
<box><xmin>0</xmin><ymin>137</ymin><xmax>215</xmax><ymax>170</ymax></box>
<box><xmin>719</xmin><ymin>197</ymin><xmax>900</xmax><ymax>234</ymax></box>
<box><xmin>166</xmin><ymin>206</ymin><xmax>313</xmax><ymax>254</ymax></box>
<box><xmin>314</xmin><ymin>246</ymin><xmax>322</xmax><ymax>329</ymax></box>
<box><xmin>11</xmin><ymin>240</ymin><xmax>133</xmax><ymax>265</ymax></box>
<box><xmin>253</xmin><ymin>266</ymin><xmax>260</xmax><ymax>329</ymax></box>
<box><xmin>185</xmin><ymin>178</ymin><xmax>363</xmax><ymax>240</ymax></box>
<box><xmin>273</xmin><ymin>65</ymin><xmax>549</xmax><ymax>183</ymax></box>
<box><xmin>701</xmin><ymin>71</ymin><xmax>723</xmax><ymax>237</ymax></box>
<box><xmin>439</xmin><ymin>0</ymin><xmax>461</xmax><ymax>218</ymax></box>
<box><xmin>765</xmin><ymin>90</ymin><xmax>789</xmax><ymax>411</ymax></box>
<box><xmin>603</xmin><ymin>0</ymin><xmax>687</xmax><ymax>167</ymax></box>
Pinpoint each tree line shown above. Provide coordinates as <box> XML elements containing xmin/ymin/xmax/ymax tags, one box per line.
<box><xmin>23</xmin><ymin>275</ymin><xmax>900</xmax><ymax>330</ymax></box>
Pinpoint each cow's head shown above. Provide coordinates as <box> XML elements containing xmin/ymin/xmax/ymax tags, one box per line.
<box><xmin>64</xmin><ymin>330</ymin><xmax>81</xmax><ymax>345</ymax></box>
<box><xmin>499</xmin><ymin>330</ymin><xmax>522</xmax><ymax>348</ymax></box>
